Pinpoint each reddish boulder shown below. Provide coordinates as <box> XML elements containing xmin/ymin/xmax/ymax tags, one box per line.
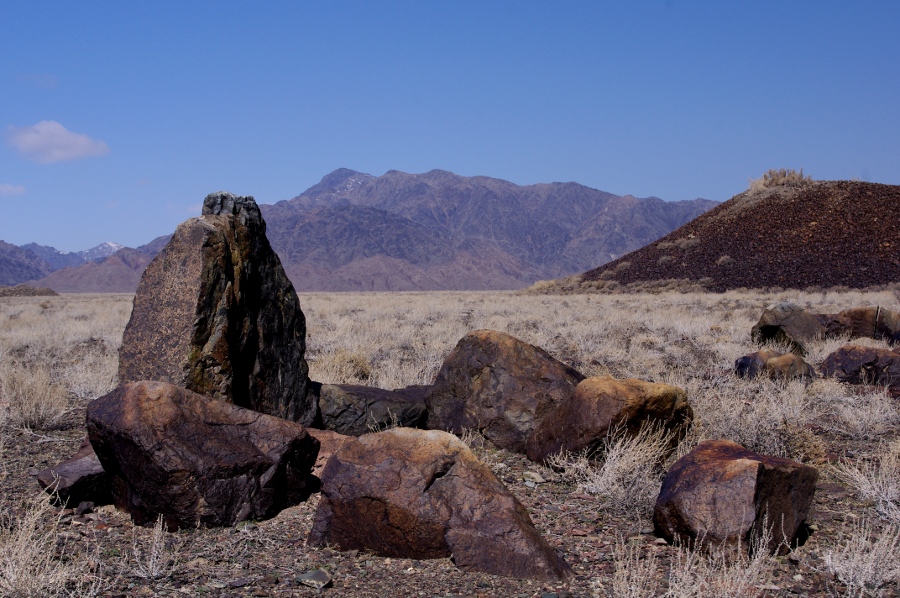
<box><xmin>764</xmin><ymin>353</ymin><xmax>816</xmax><ymax>382</ymax></box>
<box><xmin>819</xmin><ymin>306</ymin><xmax>900</xmax><ymax>344</ymax></box>
<box><xmin>425</xmin><ymin>330</ymin><xmax>584</xmax><ymax>453</ymax></box>
<box><xmin>653</xmin><ymin>440</ymin><xmax>818</xmax><ymax>554</ymax></box>
<box><xmin>86</xmin><ymin>381</ymin><xmax>319</xmax><ymax>530</ymax></box>
<box><xmin>308</xmin><ymin>428</ymin><xmax>571</xmax><ymax>580</ymax></box>
<box><xmin>36</xmin><ymin>436</ymin><xmax>112</xmax><ymax>506</ymax></box>
<box><xmin>118</xmin><ymin>192</ymin><xmax>315</xmax><ymax>424</ymax></box>
<box><xmin>734</xmin><ymin>349</ymin><xmax>784</xmax><ymax>379</ymax></box>
<box><xmin>751</xmin><ymin>302</ymin><xmax>825</xmax><ymax>355</ymax></box>
<box><xmin>820</xmin><ymin>345</ymin><xmax>900</xmax><ymax>394</ymax></box>
<box><xmin>306</xmin><ymin>428</ymin><xmax>351</xmax><ymax>478</ymax></box>
<box><xmin>525</xmin><ymin>376</ymin><xmax>692</xmax><ymax>464</ymax></box>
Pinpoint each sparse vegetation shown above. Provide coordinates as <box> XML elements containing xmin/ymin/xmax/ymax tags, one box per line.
<box><xmin>1</xmin><ymin>287</ymin><xmax>899</xmax><ymax>595</ymax></box>
<box><xmin>748</xmin><ymin>168</ymin><xmax>814</xmax><ymax>194</ymax></box>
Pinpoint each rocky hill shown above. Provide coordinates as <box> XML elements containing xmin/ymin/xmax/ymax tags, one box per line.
<box><xmin>261</xmin><ymin>169</ymin><xmax>717</xmax><ymax>291</ymax></box>
<box><xmin>577</xmin><ymin>180</ymin><xmax>900</xmax><ymax>292</ymax></box>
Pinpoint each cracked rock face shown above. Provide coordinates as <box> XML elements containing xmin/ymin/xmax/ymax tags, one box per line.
<box><xmin>307</xmin><ymin>428</ymin><xmax>571</xmax><ymax>581</ymax></box>
<box><xmin>118</xmin><ymin>192</ymin><xmax>315</xmax><ymax>424</ymax></box>
<box><xmin>653</xmin><ymin>440</ymin><xmax>818</xmax><ymax>555</ymax></box>
<box><xmin>425</xmin><ymin>330</ymin><xmax>585</xmax><ymax>454</ymax></box>
<box><xmin>86</xmin><ymin>381</ymin><xmax>319</xmax><ymax>530</ymax></box>
<box><xmin>821</xmin><ymin>345</ymin><xmax>900</xmax><ymax>395</ymax></box>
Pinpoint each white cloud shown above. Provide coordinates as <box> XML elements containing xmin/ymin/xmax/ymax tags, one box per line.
<box><xmin>6</xmin><ymin>120</ymin><xmax>110</xmax><ymax>163</ymax></box>
<box><xmin>0</xmin><ymin>184</ymin><xmax>25</xmax><ymax>196</ymax></box>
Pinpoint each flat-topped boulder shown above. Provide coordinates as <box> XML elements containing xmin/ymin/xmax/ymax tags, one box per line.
<box><xmin>86</xmin><ymin>381</ymin><xmax>319</xmax><ymax>530</ymax></box>
<box><xmin>751</xmin><ymin>302</ymin><xmax>825</xmax><ymax>355</ymax></box>
<box><xmin>314</xmin><ymin>382</ymin><xmax>428</xmax><ymax>436</ymax></box>
<box><xmin>526</xmin><ymin>376</ymin><xmax>692</xmax><ymax>464</ymax></box>
<box><xmin>653</xmin><ymin>440</ymin><xmax>818</xmax><ymax>554</ymax></box>
<box><xmin>36</xmin><ymin>437</ymin><xmax>112</xmax><ymax>507</ymax></box>
<box><xmin>118</xmin><ymin>192</ymin><xmax>315</xmax><ymax>424</ymax></box>
<box><xmin>821</xmin><ymin>345</ymin><xmax>900</xmax><ymax>395</ymax></box>
<box><xmin>308</xmin><ymin>428</ymin><xmax>571</xmax><ymax>580</ymax></box>
<box><xmin>425</xmin><ymin>330</ymin><xmax>584</xmax><ymax>454</ymax></box>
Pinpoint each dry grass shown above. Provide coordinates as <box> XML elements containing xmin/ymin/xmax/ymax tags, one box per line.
<box><xmin>823</xmin><ymin>518</ymin><xmax>900</xmax><ymax>597</ymax></box>
<box><xmin>748</xmin><ymin>168</ymin><xmax>814</xmax><ymax>194</ymax></box>
<box><xmin>3</xmin><ymin>287</ymin><xmax>900</xmax><ymax>595</ymax></box>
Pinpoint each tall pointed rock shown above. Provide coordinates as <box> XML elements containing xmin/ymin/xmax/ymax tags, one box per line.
<box><xmin>118</xmin><ymin>192</ymin><xmax>315</xmax><ymax>424</ymax></box>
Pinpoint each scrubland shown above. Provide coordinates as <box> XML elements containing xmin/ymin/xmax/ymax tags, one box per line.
<box><xmin>1</xmin><ymin>288</ymin><xmax>899</xmax><ymax>596</ymax></box>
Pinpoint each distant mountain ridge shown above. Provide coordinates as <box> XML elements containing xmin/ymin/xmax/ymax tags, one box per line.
<box><xmin>262</xmin><ymin>169</ymin><xmax>718</xmax><ymax>291</ymax></box>
<box><xmin>4</xmin><ymin>169</ymin><xmax>718</xmax><ymax>292</ymax></box>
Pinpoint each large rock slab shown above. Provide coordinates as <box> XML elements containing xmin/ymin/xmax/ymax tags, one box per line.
<box><xmin>86</xmin><ymin>381</ymin><xmax>319</xmax><ymax>530</ymax></box>
<box><xmin>314</xmin><ymin>382</ymin><xmax>428</xmax><ymax>436</ymax></box>
<box><xmin>819</xmin><ymin>306</ymin><xmax>900</xmax><ymax>345</ymax></box>
<box><xmin>118</xmin><ymin>192</ymin><xmax>315</xmax><ymax>424</ymax></box>
<box><xmin>305</xmin><ymin>428</ymin><xmax>352</xmax><ymax>478</ymax></box>
<box><xmin>821</xmin><ymin>345</ymin><xmax>900</xmax><ymax>394</ymax></box>
<box><xmin>734</xmin><ymin>349</ymin><xmax>784</xmax><ymax>379</ymax></box>
<box><xmin>36</xmin><ymin>437</ymin><xmax>113</xmax><ymax>507</ymax></box>
<box><xmin>525</xmin><ymin>376</ymin><xmax>692</xmax><ymax>464</ymax></box>
<box><xmin>653</xmin><ymin>440</ymin><xmax>818</xmax><ymax>554</ymax></box>
<box><xmin>425</xmin><ymin>330</ymin><xmax>584</xmax><ymax>453</ymax></box>
<box><xmin>751</xmin><ymin>302</ymin><xmax>825</xmax><ymax>355</ymax></box>
<box><xmin>308</xmin><ymin>428</ymin><xmax>571</xmax><ymax>580</ymax></box>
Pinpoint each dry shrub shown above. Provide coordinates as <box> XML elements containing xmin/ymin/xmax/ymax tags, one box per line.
<box><xmin>747</xmin><ymin>168</ymin><xmax>813</xmax><ymax>194</ymax></box>
<box><xmin>592</xmin><ymin>536</ymin><xmax>660</xmax><ymax>597</ymax></box>
<box><xmin>673</xmin><ymin>237</ymin><xmax>700</xmax><ymax>250</ymax></box>
<box><xmin>823</xmin><ymin>518</ymin><xmax>900</xmax><ymax>596</ymax></box>
<box><xmin>131</xmin><ymin>515</ymin><xmax>185</xmax><ymax>581</ymax></box>
<box><xmin>546</xmin><ymin>424</ymin><xmax>671</xmax><ymax>519</ymax></box>
<box><xmin>832</xmin><ymin>440</ymin><xmax>900</xmax><ymax>524</ymax></box>
<box><xmin>664</xmin><ymin>524</ymin><xmax>776</xmax><ymax>598</ymax></box>
<box><xmin>715</xmin><ymin>255</ymin><xmax>733</xmax><ymax>266</ymax></box>
<box><xmin>0</xmin><ymin>491</ymin><xmax>90</xmax><ymax>596</ymax></box>
<box><xmin>0</xmin><ymin>361</ymin><xmax>69</xmax><ymax>430</ymax></box>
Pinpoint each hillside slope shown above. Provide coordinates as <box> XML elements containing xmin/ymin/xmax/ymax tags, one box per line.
<box><xmin>579</xmin><ymin>181</ymin><xmax>900</xmax><ymax>291</ymax></box>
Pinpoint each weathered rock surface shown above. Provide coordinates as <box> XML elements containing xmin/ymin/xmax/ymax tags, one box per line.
<box><xmin>653</xmin><ymin>440</ymin><xmax>818</xmax><ymax>554</ymax></box>
<box><xmin>425</xmin><ymin>330</ymin><xmax>584</xmax><ymax>453</ymax></box>
<box><xmin>36</xmin><ymin>437</ymin><xmax>112</xmax><ymax>506</ymax></box>
<box><xmin>305</xmin><ymin>428</ymin><xmax>352</xmax><ymax>478</ymax></box>
<box><xmin>734</xmin><ymin>349</ymin><xmax>784</xmax><ymax>379</ymax></box>
<box><xmin>764</xmin><ymin>353</ymin><xmax>817</xmax><ymax>382</ymax></box>
<box><xmin>734</xmin><ymin>350</ymin><xmax>815</xmax><ymax>382</ymax></box>
<box><xmin>314</xmin><ymin>382</ymin><xmax>428</xmax><ymax>436</ymax></box>
<box><xmin>86</xmin><ymin>381</ymin><xmax>319</xmax><ymax>530</ymax></box>
<box><xmin>819</xmin><ymin>306</ymin><xmax>900</xmax><ymax>345</ymax></box>
<box><xmin>308</xmin><ymin>428</ymin><xmax>571</xmax><ymax>580</ymax></box>
<box><xmin>118</xmin><ymin>192</ymin><xmax>314</xmax><ymax>424</ymax></box>
<box><xmin>525</xmin><ymin>376</ymin><xmax>692</xmax><ymax>464</ymax></box>
<box><xmin>821</xmin><ymin>345</ymin><xmax>900</xmax><ymax>394</ymax></box>
<box><xmin>751</xmin><ymin>302</ymin><xmax>825</xmax><ymax>355</ymax></box>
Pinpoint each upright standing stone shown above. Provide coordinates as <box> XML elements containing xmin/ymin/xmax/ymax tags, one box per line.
<box><xmin>118</xmin><ymin>192</ymin><xmax>315</xmax><ymax>424</ymax></box>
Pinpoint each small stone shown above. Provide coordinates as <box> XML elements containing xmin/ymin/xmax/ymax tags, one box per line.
<box><xmin>207</xmin><ymin>581</ymin><xmax>227</xmax><ymax>589</ymax></box>
<box><xmin>76</xmin><ymin>501</ymin><xmax>95</xmax><ymax>516</ymax></box>
<box><xmin>640</xmin><ymin>527</ymin><xmax>654</xmax><ymax>535</ymax></box>
<box><xmin>298</xmin><ymin>569</ymin><xmax>332</xmax><ymax>589</ymax></box>
<box><xmin>540</xmin><ymin>593</ymin><xmax>559</xmax><ymax>598</ymax></box>
<box><xmin>525</xmin><ymin>480</ymin><xmax>536</xmax><ymax>489</ymax></box>
<box><xmin>228</xmin><ymin>578</ymin><xmax>250</xmax><ymax>588</ymax></box>
<box><xmin>792</xmin><ymin>574</ymin><xmax>804</xmax><ymax>581</ymax></box>
<box><xmin>523</xmin><ymin>471</ymin><xmax>545</xmax><ymax>484</ymax></box>
<box><xmin>654</xmin><ymin>537</ymin><xmax>668</xmax><ymax>545</ymax></box>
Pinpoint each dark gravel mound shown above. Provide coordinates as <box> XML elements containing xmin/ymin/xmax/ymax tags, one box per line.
<box><xmin>0</xmin><ymin>284</ymin><xmax>59</xmax><ymax>297</ymax></box>
<box><xmin>581</xmin><ymin>181</ymin><xmax>900</xmax><ymax>292</ymax></box>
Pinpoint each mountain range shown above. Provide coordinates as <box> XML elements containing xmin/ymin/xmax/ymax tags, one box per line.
<box><xmin>2</xmin><ymin>169</ymin><xmax>718</xmax><ymax>292</ymax></box>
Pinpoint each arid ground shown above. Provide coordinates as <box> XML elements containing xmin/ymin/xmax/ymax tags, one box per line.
<box><xmin>1</xmin><ymin>288</ymin><xmax>899</xmax><ymax>597</ymax></box>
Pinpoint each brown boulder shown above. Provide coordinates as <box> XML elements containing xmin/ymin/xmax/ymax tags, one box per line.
<box><xmin>734</xmin><ymin>349</ymin><xmax>784</xmax><ymax>379</ymax></box>
<box><xmin>653</xmin><ymin>440</ymin><xmax>818</xmax><ymax>554</ymax></box>
<box><xmin>764</xmin><ymin>353</ymin><xmax>816</xmax><ymax>382</ymax></box>
<box><xmin>820</xmin><ymin>306</ymin><xmax>900</xmax><ymax>345</ymax></box>
<box><xmin>751</xmin><ymin>302</ymin><xmax>825</xmax><ymax>355</ymax></box>
<box><xmin>36</xmin><ymin>437</ymin><xmax>112</xmax><ymax>506</ymax></box>
<box><xmin>307</xmin><ymin>428</ymin><xmax>571</xmax><ymax>580</ymax></box>
<box><xmin>525</xmin><ymin>376</ymin><xmax>692</xmax><ymax>464</ymax></box>
<box><xmin>118</xmin><ymin>192</ymin><xmax>314</xmax><ymax>424</ymax></box>
<box><xmin>86</xmin><ymin>381</ymin><xmax>319</xmax><ymax>530</ymax></box>
<box><xmin>314</xmin><ymin>382</ymin><xmax>428</xmax><ymax>436</ymax></box>
<box><xmin>820</xmin><ymin>345</ymin><xmax>900</xmax><ymax>394</ymax></box>
<box><xmin>306</xmin><ymin>428</ymin><xmax>352</xmax><ymax>478</ymax></box>
<box><xmin>425</xmin><ymin>330</ymin><xmax>584</xmax><ymax>453</ymax></box>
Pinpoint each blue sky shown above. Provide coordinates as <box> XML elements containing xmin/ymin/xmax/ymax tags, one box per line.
<box><xmin>2</xmin><ymin>2</ymin><xmax>898</xmax><ymax>251</ymax></box>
